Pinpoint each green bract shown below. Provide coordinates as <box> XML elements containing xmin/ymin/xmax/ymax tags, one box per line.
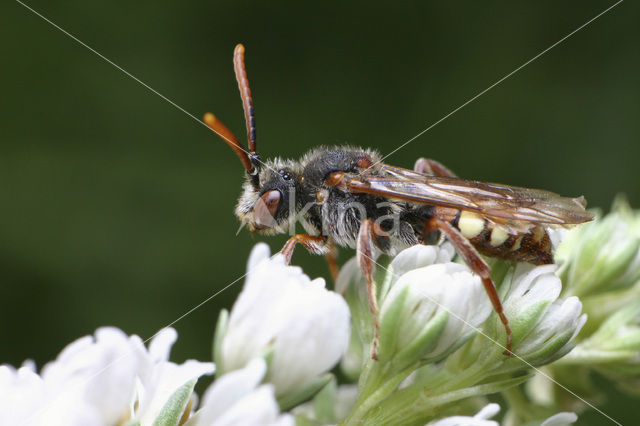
<box><xmin>558</xmin><ymin>198</ymin><xmax>640</xmax><ymax>298</ymax></box>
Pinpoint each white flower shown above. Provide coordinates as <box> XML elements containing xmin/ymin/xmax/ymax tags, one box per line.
<box><xmin>387</xmin><ymin>243</ymin><xmax>455</xmax><ymax>285</ymax></box>
<box><xmin>540</xmin><ymin>412</ymin><xmax>578</xmax><ymax>426</ymax></box>
<box><xmin>0</xmin><ymin>327</ymin><xmax>139</xmax><ymax>426</ymax></box>
<box><xmin>377</xmin><ymin>250</ymin><xmax>493</xmax><ymax>366</ymax></box>
<box><xmin>517</xmin><ymin>297</ymin><xmax>586</xmax><ymax>358</ymax></box>
<box><xmin>503</xmin><ymin>264</ymin><xmax>562</xmax><ymax>318</ymax></box>
<box><xmin>40</xmin><ymin>327</ymin><xmax>139</xmax><ymax>424</ymax></box>
<box><xmin>500</xmin><ymin>264</ymin><xmax>586</xmax><ymax>364</ymax></box>
<box><xmin>218</xmin><ymin>243</ymin><xmax>350</xmax><ymax>397</ymax></box>
<box><xmin>336</xmin><ymin>244</ymin><xmax>454</xmax><ymax>310</ymax></box>
<box><xmin>0</xmin><ymin>327</ymin><xmax>214</xmax><ymax>426</ymax></box>
<box><xmin>336</xmin><ymin>244</ymin><xmax>456</xmax><ymax>375</ymax></box>
<box><xmin>0</xmin><ymin>364</ymin><xmax>47</xmax><ymax>426</ymax></box>
<box><xmin>426</xmin><ymin>403</ymin><xmax>500</xmax><ymax>426</ymax></box>
<box><xmin>187</xmin><ymin>358</ymin><xmax>293</xmax><ymax>426</ymax></box>
<box><xmin>130</xmin><ymin>328</ymin><xmax>216</xmax><ymax>425</ymax></box>
<box><xmin>426</xmin><ymin>404</ymin><xmax>576</xmax><ymax>426</ymax></box>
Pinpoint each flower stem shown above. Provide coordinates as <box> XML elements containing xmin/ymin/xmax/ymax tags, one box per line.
<box><xmin>342</xmin><ymin>361</ymin><xmax>416</xmax><ymax>426</ymax></box>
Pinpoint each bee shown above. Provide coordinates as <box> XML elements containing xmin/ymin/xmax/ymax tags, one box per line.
<box><xmin>204</xmin><ymin>44</ymin><xmax>594</xmax><ymax>358</ymax></box>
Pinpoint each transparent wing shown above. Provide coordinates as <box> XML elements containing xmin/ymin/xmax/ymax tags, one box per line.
<box><xmin>342</xmin><ymin>164</ymin><xmax>594</xmax><ymax>226</ymax></box>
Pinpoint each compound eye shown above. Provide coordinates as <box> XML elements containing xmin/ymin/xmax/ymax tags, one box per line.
<box><xmin>252</xmin><ymin>190</ymin><xmax>281</xmax><ymax>230</ymax></box>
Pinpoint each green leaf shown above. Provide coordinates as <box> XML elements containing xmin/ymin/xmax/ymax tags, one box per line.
<box><xmin>152</xmin><ymin>379</ymin><xmax>196</xmax><ymax>426</ymax></box>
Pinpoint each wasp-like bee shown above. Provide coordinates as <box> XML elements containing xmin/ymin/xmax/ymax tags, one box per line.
<box><xmin>204</xmin><ymin>44</ymin><xmax>594</xmax><ymax>357</ymax></box>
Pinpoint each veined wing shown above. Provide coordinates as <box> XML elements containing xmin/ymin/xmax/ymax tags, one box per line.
<box><xmin>343</xmin><ymin>165</ymin><xmax>594</xmax><ymax>226</ymax></box>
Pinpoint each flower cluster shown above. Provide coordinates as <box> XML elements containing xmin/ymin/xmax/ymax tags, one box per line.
<box><xmin>0</xmin><ymin>327</ymin><xmax>215</xmax><ymax>426</ymax></box>
<box><xmin>335</xmin><ymin>243</ymin><xmax>584</xmax><ymax>425</ymax></box>
<box><xmin>0</xmin><ymin>244</ymin><xmax>350</xmax><ymax>426</ymax></box>
<box><xmin>5</xmin><ymin>199</ymin><xmax>640</xmax><ymax>426</ymax></box>
<box><xmin>526</xmin><ymin>198</ymin><xmax>640</xmax><ymax>416</ymax></box>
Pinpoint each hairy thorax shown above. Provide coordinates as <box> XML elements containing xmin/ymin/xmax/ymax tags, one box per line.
<box><xmin>298</xmin><ymin>147</ymin><xmax>423</xmax><ymax>254</ymax></box>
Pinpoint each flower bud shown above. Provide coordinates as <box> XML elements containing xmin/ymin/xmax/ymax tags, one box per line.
<box><xmin>560</xmin><ymin>302</ymin><xmax>640</xmax><ymax>382</ymax></box>
<box><xmin>497</xmin><ymin>264</ymin><xmax>586</xmax><ymax>368</ymax></box>
<box><xmin>337</xmin><ymin>244</ymin><xmax>459</xmax><ymax>375</ymax></box>
<box><xmin>378</xmin><ymin>260</ymin><xmax>492</xmax><ymax>369</ymax></box>
<box><xmin>558</xmin><ymin>199</ymin><xmax>640</xmax><ymax>297</ymax></box>
<box><xmin>216</xmin><ymin>243</ymin><xmax>350</xmax><ymax>399</ymax></box>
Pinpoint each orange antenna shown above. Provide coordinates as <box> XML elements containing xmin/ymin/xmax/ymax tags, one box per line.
<box><xmin>233</xmin><ymin>44</ymin><xmax>257</xmax><ymax>154</ymax></box>
<box><xmin>203</xmin><ymin>112</ymin><xmax>253</xmax><ymax>172</ymax></box>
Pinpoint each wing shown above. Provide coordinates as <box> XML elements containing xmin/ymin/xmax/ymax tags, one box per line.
<box><xmin>341</xmin><ymin>164</ymin><xmax>594</xmax><ymax>226</ymax></box>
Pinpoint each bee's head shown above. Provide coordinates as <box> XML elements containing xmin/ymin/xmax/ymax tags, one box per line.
<box><xmin>204</xmin><ymin>44</ymin><xmax>301</xmax><ymax>234</ymax></box>
<box><xmin>234</xmin><ymin>159</ymin><xmax>302</xmax><ymax>234</ymax></box>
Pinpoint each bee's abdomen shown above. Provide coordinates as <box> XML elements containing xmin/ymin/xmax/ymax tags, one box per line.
<box><xmin>454</xmin><ymin>210</ymin><xmax>553</xmax><ymax>265</ymax></box>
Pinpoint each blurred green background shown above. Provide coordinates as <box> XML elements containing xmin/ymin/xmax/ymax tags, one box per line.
<box><xmin>1</xmin><ymin>0</ymin><xmax>638</xmax><ymax>423</ymax></box>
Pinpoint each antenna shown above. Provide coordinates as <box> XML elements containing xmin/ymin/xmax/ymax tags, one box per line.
<box><xmin>233</xmin><ymin>44</ymin><xmax>257</xmax><ymax>155</ymax></box>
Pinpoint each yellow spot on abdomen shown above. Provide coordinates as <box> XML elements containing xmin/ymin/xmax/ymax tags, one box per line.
<box><xmin>490</xmin><ymin>227</ymin><xmax>509</xmax><ymax>247</ymax></box>
<box><xmin>459</xmin><ymin>211</ymin><xmax>484</xmax><ymax>239</ymax></box>
<box><xmin>533</xmin><ymin>227</ymin><xmax>545</xmax><ymax>243</ymax></box>
<box><xmin>511</xmin><ymin>236</ymin><xmax>523</xmax><ymax>251</ymax></box>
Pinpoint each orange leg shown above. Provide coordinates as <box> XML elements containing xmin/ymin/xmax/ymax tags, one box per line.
<box><xmin>280</xmin><ymin>234</ymin><xmax>338</xmax><ymax>281</ymax></box>
<box><xmin>324</xmin><ymin>241</ymin><xmax>339</xmax><ymax>282</ymax></box>
<box><xmin>280</xmin><ymin>234</ymin><xmax>329</xmax><ymax>264</ymax></box>
<box><xmin>357</xmin><ymin>219</ymin><xmax>390</xmax><ymax>360</ymax></box>
<box><xmin>432</xmin><ymin>218</ymin><xmax>513</xmax><ymax>355</ymax></box>
<box><xmin>414</xmin><ymin>157</ymin><xmax>457</xmax><ymax>177</ymax></box>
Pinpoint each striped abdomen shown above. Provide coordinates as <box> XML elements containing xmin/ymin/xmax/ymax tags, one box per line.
<box><xmin>453</xmin><ymin>210</ymin><xmax>553</xmax><ymax>265</ymax></box>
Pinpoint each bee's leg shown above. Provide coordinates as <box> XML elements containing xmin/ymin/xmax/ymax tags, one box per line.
<box><xmin>431</xmin><ymin>218</ymin><xmax>513</xmax><ymax>356</ymax></box>
<box><xmin>357</xmin><ymin>218</ymin><xmax>387</xmax><ymax>360</ymax></box>
<box><xmin>414</xmin><ymin>158</ymin><xmax>457</xmax><ymax>177</ymax></box>
<box><xmin>325</xmin><ymin>241</ymin><xmax>340</xmax><ymax>282</ymax></box>
<box><xmin>280</xmin><ymin>234</ymin><xmax>329</xmax><ymax>264</ymax></box>
<box><xmin>281</xmin><ymin>235</ymin><xmax>338</xmax><ymax>282</ymax></box>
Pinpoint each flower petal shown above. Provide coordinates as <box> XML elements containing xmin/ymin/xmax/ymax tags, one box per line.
<box><xmin>221</xmin><ymin>244</ymin><xmax>350</xmax><ymax>396</ymax></box>
<box><xmin>427</xmin><ymin>402</ymin><xmax>500</xmax><ymax>426</ymax></box>
<box><xmin>195</xmin><ymin>358</ymin><xmax>266</xmax><ymax>421</ymax></box>
<box><xmin>212</xmin><ymin>385</ymin><xmax>294</xmax><ymax>426</ymax></box>
<box><xmin>540</xmin><ymin>412</ymin><xmax>578</xmax><ymax>426</ymax></box>
<box><xmin>148</xmin><ymin>328</ymin><xmax>178</xmax><ymax>363</ymax></box>
<box><xmin>188</xmin><ymin>360</ymin><xmax>293</xmax><ymax>426</ymax></box>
